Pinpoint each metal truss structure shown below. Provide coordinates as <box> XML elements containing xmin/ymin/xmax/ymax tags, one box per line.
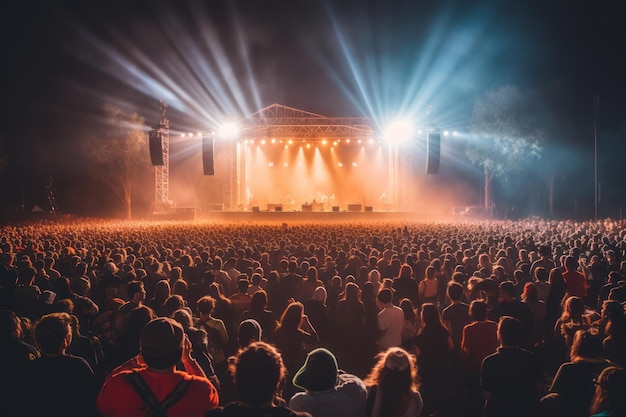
<box><xmin>239</xmin><ymin>104</ymin><xmax>376</xmax><ymax>139</ymax></box>
<box><xmin>153</xmin><ymin>101</ymin><xmax>170</xmax><ymax>213</ymax></box>
<box><xmin>151</xmin><ymin>103</ymin><xmax>380</xmax><ymax>212</ymax></box>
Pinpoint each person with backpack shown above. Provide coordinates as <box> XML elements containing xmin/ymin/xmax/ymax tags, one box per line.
<box><xmin>97</xmin><ymin>317</ymin><xmax>219</xmax><ymax>417</ymax></box>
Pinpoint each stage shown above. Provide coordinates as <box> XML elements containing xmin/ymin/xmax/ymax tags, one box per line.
<box><xmin>149</xmin><ymin>209</ymin><xmax>451</xmax><ymax>223</ymax></box>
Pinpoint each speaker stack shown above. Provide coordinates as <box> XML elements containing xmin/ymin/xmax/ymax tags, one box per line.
<box><xmin>426</xmin><ymin>132</ymin><xmax>441</xmax><ymax>175</ymax></box>
<box><xmin>149</xmin><ymin>130</ymin><xmax>164</xmax><ymax>166</ymax></box>
<box><xmin>202</xmin><ymin>135</ymin><xmax>215</xmax><ymax>176</ymax></box>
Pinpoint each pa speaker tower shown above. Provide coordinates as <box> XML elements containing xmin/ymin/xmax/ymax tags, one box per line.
<box><xmin>202</xmin><ymin>135</ymin><xmax>215</xmax><ymax>176</ymax></box>
<box><xmin>426</xmin><ymin>132</ymin><xmax>440</xmax><ymax>175</ymax></box>
<box><xmin>149</xmin><ymin>130</ymin><xmax>164</xmax><ymax>166</ymax></box>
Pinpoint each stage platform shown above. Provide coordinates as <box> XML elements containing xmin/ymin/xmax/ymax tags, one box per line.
<box><xmin>149</xmin><ymin>210</ymin><xmax>451</xmax><ymax>223</ymax></box>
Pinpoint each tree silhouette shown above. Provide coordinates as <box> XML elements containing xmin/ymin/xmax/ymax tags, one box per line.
<box><xmin>89</xmin><ymin>104</ymin><xmax>151</xmax><ymax>219</ymax></box>
<box><xmin>467</xmin><ymin>85</ymin><xmax>544</xmax><ymax>210</ymax></box>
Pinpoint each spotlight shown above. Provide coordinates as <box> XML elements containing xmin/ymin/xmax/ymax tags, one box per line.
<box><xmin>271</xmin><ymin>139</ymin><xmax>276</xmax><ymax>144</ymax></box>
<box><xmin>358</xmin><ymin>139</ymin><xmax>362</xmax><ymax>144</ymax></box>
<box><xmin>346</xmin><ymin>139</ymin><xmax>351</xmax><ymax>143</ymax></box>
<box><xmin>452</xmin><ymin>131</ymin><xmax>458</xmax><ymax>137</ymax></box>
<box><xmin>288</xmin><ymin>139</ymin><xmax>293</xmax><ymax>144</ymax></box>
<box><xmin>322</xmin><ymin>139</ymin><xmax>328</xmax><ymax>145</ymax></box>
<box><xmin>352</xmin><ymin>162</ymin><xmax>357</xmax><ymax>167</ymax></box>
<box><xmin>283</xmin><ymin>162</ymin><xmax>288</xmax><ymax>167</ymax></box>
<box><xmin>306</xmin><ymin>144</ymin><xmax>311</xmax><ymax>149</ymax></box>
<box><xmin>261</xmin><ymin>139</ymin><xmax>266</xmax><ymax>145</ymax></box>
<box><xmin>338</xmin><ymin>162</ymin><xmax>343</xmax><ymax>167</ymax></box>
<box><xmin>218</xmin><ymin>122</ymin><xmax>240</xmax><ymax>139</ymax></box>
<box><xmin>384</xmin><ymin>119</ymin><xmax>414</xmax><ymax>143</ymax></box>
<box><xmin>268</xmin><ymin>162</ymin><xmax>274</xmax><ymax>167</ymax></box>
<box><xmin>443</xmin><ymin>130</ymin><xmax>450</xmax><ymax>136</ymax></box>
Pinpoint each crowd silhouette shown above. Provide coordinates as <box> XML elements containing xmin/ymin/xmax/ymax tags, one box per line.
<box><xmin>1</xmin><ymin>218</ymin><xmax>625</xmax><ymax>417</ymax></box>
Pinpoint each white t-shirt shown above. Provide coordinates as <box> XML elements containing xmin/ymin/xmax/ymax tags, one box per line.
<box><xmin>289</xmin><ymin>373</ymin><xmax>367</xmax><ymax>417</ymax></box>
<box><xmin>377</xmin><ymin>305</ymin><xmax>405</xmax><ymax>350</ymax></box>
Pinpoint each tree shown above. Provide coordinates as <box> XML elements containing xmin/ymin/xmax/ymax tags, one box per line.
<box><xmin>467</xmin><ymin>85</ymin><xmax>543</xmax><ymax>212</ymax></box>
<box><xmin>89</xmin><ymin>104</ymin><xmax>151</xmax><ymax>219</ymax></box>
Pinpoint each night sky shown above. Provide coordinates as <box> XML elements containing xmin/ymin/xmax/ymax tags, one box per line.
<box><xmin>1</xmin><ymin>0</ymin><xmax>624</xmax><ymax>218</ymax></box>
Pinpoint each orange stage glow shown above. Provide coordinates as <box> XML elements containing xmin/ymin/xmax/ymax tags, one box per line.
<box><xmin>244</xmin><ymin>141</ymin><xmax>389</xmax><ymax>211</ymax></box>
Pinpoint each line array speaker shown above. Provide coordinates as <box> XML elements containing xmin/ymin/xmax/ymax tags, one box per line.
<box><xmin>426</xmin><ymin>132</ymin><xmax>441</xmax><ymax>175</ymax></box>
<box><xmin>202</xmin><ymin>136</ymin><xmax>215</xmax><ymax>176</ymax></box>
<box><xmin>149</xmin><ymin>130</ymin><xmax>164</xmax><ymax>166</ymax></box>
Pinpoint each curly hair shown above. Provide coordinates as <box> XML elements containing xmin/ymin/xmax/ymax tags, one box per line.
<box><xmin>232</xmin><ymin>342</ymin><xmax>286</xmax><ymax>407</ymax></box>
<box><xmin>364</xmin><ymin>347</ymin><xmax>420</xmax><ymax>417</ymax></box>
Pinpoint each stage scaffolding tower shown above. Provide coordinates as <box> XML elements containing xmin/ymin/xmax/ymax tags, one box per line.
<box><xmin>153</xmin><ymin>101</ymin><xmax>170</xmax><ymax>213</ymax></box>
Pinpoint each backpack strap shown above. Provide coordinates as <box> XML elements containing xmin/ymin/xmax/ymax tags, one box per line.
<box><xmin>126</xmin><ymin>371</ymin><xmax>192</xmax><ymax>417</ymax></box>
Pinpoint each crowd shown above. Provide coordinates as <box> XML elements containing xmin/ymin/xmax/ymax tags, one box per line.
<box><xmin>1</xmin><ymin>218</ymin><xmax>626</xmax><ymax>417</ymax></box>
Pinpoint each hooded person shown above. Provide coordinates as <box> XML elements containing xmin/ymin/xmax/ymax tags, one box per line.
<box><xmin>289</xmin><ymin>348</ymin><xmax>367</xmax><ymax>417</ymax></box>
<box><xmin>238</xmin><ymin>319</ymin><xmax>263</xmax><ymax>349</ymax></box>
<box><xmin>97</xmin><ymin>317</ymin><xmax>219</xmax><ymax>417</ymax></box>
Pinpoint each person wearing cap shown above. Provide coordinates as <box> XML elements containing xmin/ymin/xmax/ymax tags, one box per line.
<box><xmin>289</xmin><ymin>348</ymin><xmax>367</xmax><ymax>417</ymax></box>
<box><xmin>363</xmin><ymin>347</ymin><xmax>423</xmax><ymax>417</ymax></box>
<box><xmin>97</xmin><ymin>317</ymin><xmax>219</xmax><ymax>417</ymax></box>
<box><xmin>237</xmin><ymin>318</ymin><xmax>263</xmax><ymax>349</ymax></box>
<box><xmin>216</xmin><ymin>319</ymin><xmax>265</xmax><ymax>406</ymax></box>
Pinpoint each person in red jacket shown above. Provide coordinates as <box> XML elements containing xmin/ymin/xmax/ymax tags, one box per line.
<box><xmin>97</xmin><ymin>317</ymin><xmax>219</xmax><ymax>417</ymax></box>
<box><xmin>563</xmin><ymin>256</ymin><xmax>588</xmax><ymax>300</ymax></box>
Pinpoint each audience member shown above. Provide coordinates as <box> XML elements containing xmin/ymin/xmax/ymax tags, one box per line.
<box><xmin>481</xmin><ymin>316</ymin><xmax>542</xmax><ymax>417</ymax></box>
<box><xmin>26</xmin><ymin>312</ymin><xmax>98</xmax><ymax>417</ymax></box>
<box><xmin>364</xmin><ymin>347</ymin><xmax>423</xmax><ymax>417</ymax></box>
<box><xmin>289</xmin><ymin>348</ymin><xmax>367</xmax><ymax>417</ymax></box>
<box><xmin>207</xmin><ymin>342</ymin><xmax>312</xmax><ymax>417</ymax></box>
<box><xmin>97</xmin><ymin>317</ymin><xmax>219</xmax><ymax>416</ymax></box>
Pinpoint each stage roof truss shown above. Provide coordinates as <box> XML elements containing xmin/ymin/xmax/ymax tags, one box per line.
<box><xmin>238</xmin><ymin>103</ymin><xmax>376</xmax><ymax>140</ymax></box>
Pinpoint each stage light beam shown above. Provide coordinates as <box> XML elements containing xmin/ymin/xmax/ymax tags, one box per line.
<box><xmin>384</xmin><ymin>119</ymin><xmax>414</xmax><ymax>143</ymax></box>
<box><xmin>218</xmin><ymin>122</ymin><xmax>240</xmax><ymax>139</ymax></box>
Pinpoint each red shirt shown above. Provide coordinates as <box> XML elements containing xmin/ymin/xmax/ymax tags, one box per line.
<box><xmin>97</xmin><ymin>369</ymin><xmax>219</xmax><ymax>417</ymax></box>
<box><xmin>563</xmin><ymin>269</ymin><xmax>587</xmax><ymax>298</ymax></box>
<box><xmin>461</xmin><ymin>320</ymin><xmax>499</xmax><ymax>374</ymax></box>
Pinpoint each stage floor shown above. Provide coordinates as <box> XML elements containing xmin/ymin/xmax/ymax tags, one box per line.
<box><xmin>150</xmin><ymin>210</ymin><xmax>451</xmax><ymax>223</ymax></box>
